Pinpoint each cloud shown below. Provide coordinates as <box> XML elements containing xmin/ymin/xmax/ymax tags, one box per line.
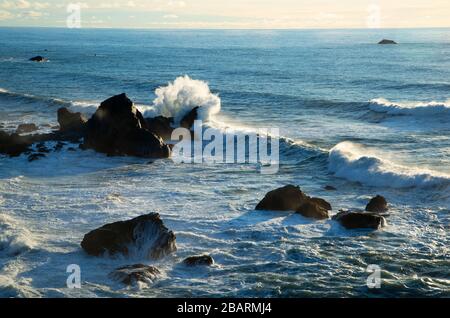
<box><xmin>0</xmin><ymin>0</ymin><xmax>50</xmax><ymax>10</ymax></box>
<box><xmin>163</xmin><ymin>14</ymin><xmax>178</xmax><ymax>19</ymax></box>
<box><xmin>0</xmin><ymin>9</ymin><xmax>13</xmax><ymax>19</ymax></box>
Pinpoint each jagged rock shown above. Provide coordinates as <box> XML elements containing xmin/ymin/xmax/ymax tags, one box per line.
<box><xmin>53</xmin><ymin>141</ymin><xmax>66</xmax><ymax>152</ymax></box>
<box><xmin>83</xmin><ymin>93</ymin><xmax>171</xmax><ymax>158</ymax></box>
<box><xmin>183</xmin><ymin>255</ymin><xmax>214</xmax><ymax>267</ymax></box>
<box><xmin>296</xmin><ymin>201</ymin><xmax>329</xmax><ymax>220</ymax></box>
<box><xmin>81</xmin><ymin>213</ymin><xmax>177</xmax><ymax>260</ymax></box>
<box><xmin>333</xmin><ymin>211</ymin><xmax>386</xmax><ymax>230</ymax></box>
<box><xmin>57</xmin><ymin>107</ymin><xmax>87</xmax><ymax>132</ymax></box>
<box><xmin>146</xmin><ymin>116</ymin><xmax>174</xmax><ymax>140</ymax></box>
<box><xmin>109</xmin><ymin>264</ymin><xmax>160</xmax><ymax>286</ymax></box>
<box><xmin>378</xmin><ymin>39</ymin><xmax>397</xmax><ymax>45</ymax></box>
<box><xmin>180</xmin><ymin>107</ymin><xmax>199</xmax><ymax>130</ymax></box>
<box><xmin>365</xmin><ymin>195</ymin><xmax>388</xmax><ymax>213</ymax></box>
<box><xmin>255</xmin><ymin>185</ymin><xmax>332</xmax><ymax>213</ymax></box>
<box><xmin>16</xmin><ymin>123</ymin><xmax>38</xmax><ymax>134</ymax></box>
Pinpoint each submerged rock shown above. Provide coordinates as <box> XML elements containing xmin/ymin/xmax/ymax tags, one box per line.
<box><xmin>57</xmin><ymin>107</ymin><xmax>87</xmax><ymax>133</ymax></box>
<box><xmin>83</xmin><ymin>93</ymin><xmax>171</xmax><ymax>158</ymax></box>
<box><xmin>29</xmin><ymin>56</ymin><xmax>47</xmax><ymax>62</ymax></box>
<box><xmin>333</xmin><ymin>211</ymin><xmax>386</xmax><ymax>230</ymax></box>
<box><xmin>365</xmin><ymin>195</ymin><xmax>388</xmax><ymax>213</ymax></box>
<box><xmin>28</xmin><ymin>153</ymin><xmax>46</xmax><ymax>162</ymax></box>
<box><xmin>255</xmin><ymin>185</ymin><xmax>332</xmax><ymax>215</ymax></box>
<box><xmin>16</xmin><ymin>123</ymin><xmax>38</xmax><ymax>134</ymax></box>
<box><xmin>324</xmin><ymin>185</ymin><xmax>337</xmax><ymax>191</ymax></box>
<box><xmin>378</xmin><ymin>39</ymin><xmax>397</xmax><ymax>45</ymax></box>
<box><xmin>183</xmin><ymin>255</ymin><xmax>214</xmax><ymax>267</ymax></box>
<box><xmin>296</xmin><ymin>201</ymin><xmax>329</xmax><ymax>220</ymax></box>
<box><xmin>81</xmin><ymin>213</ymin><xmax>177</xmax><ymax>260</ymax></box>
<box><xmin>109</xmin><ymin>264</ymin><xmax>160</xmax><ymax>286</ymax></box>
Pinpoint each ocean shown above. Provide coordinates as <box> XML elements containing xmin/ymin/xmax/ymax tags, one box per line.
<box><xmin>0</xmin><ymin>27</ymin><xmax>449</xmax><ymax>297</ymax></box>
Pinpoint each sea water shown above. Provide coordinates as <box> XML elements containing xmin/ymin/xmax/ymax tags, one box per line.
<box><xmin>0</xmin><ymin>27</ymin><xmax>449</xmax><ymax>297</ymax></box>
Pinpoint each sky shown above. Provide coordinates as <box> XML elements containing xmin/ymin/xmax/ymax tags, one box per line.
<box><xmin>0</xmin><ymin>0</ymin><xmax>449</xmax><ymax>29</ymax></box>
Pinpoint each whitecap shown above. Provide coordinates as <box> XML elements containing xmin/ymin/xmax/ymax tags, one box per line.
<box><xmin>369</xmin><ymin>98</ymin><xmax>450</xmax><ymax>117</ymax></box>
<box><xmin>328</xmin><ymin>141</ymin><xmax>450</xmax><ymax>188</ymax></box>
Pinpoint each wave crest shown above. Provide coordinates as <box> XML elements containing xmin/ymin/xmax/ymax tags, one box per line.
<box><xmin>369</xmin><ymin>98</ymin><xmax>450</xmax><ymax>117</ymax></box>
<box><xmin>328</xmin><ymin>141</ymin><xmax>450</xmax><ymax>188</ymax></box>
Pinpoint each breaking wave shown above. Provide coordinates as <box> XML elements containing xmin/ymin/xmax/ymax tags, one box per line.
<box><xmin>328</xmin><ymin>141</ymin><xmax>450</xmax><ymax>188</ymax></box>
<box><xmin>369</xmin><ymin>98</ymin><xmax>450</xmax><ymax>117</ymax></box>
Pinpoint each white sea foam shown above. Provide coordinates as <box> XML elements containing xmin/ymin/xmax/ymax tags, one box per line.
<box><xmin>145</xmin><ymin>75</ymin><xmax>221</xmax><ymax>124</ymax></box>
<box><xmin>369</xmin><ymin>98</ymin><xmax>450</xmax><ymax>117</ymax></box>
<box><xmin>0</xmin><ymin>214</ymin><xmax>36</xmax><ymax>256</ymax></box>
<box><xmin>328</xmin><ymin>141</ymin><xmax>450</xmax><ymax>188</ymax></box>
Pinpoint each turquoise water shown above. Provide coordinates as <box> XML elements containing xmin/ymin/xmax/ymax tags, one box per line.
<box><xmin>0</xmin><ymin>28</ymin><xmax>449</xmax><ymax>297</ymax></box>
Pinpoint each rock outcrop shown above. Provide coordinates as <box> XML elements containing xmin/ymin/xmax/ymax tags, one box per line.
<box><xmin>29</xmin><ymin>56</ymin><xmax>47</xmax><ymax>62</ymax></box>
<box><xmin>296</xmin><ymin>201</ymin><xmax>329</xmax><ymax>220</ymax></box>
<box><xmin>180</xmin><ymin>106</ymin><xmax>199</xmax><ymax>130</ymax></box>
<box><xmin>378</xmin><ymin>39</ymin><xmax>397</xmax><ymax>45</ymax></box>
<box><xmin>81</xmin><ymin>213</ymin><xmax>177</xmax><ymax>260</ymax></box>
<box><xmin>255</xmin><ymin>185</ymin><xmax>332</xmax><ymax>219</ymax></box>
<box><xmin>82</xmin><ymin>93</ymin><xmax>171</xmax><ymax>158</ymax></box>
<box><xmin>365</xmin><ymin>195</ymin><xmax>388</xmax><ymax>213</ymax></box>
<box><xmin>57</xmin><ymin>107</ymin><xmax>87</xmax><ymax>133</ymax></box>
<box><xmin>146</xmin><ymin>116</ymin><xmax>174</xmax><ymax>141</ymax></box>
<box><xmin>183</xmin><ymin>255</ymin><xmax>214</xmax><ymax>267</ymax></box>
<box><xmin>16</xmin><ymin>123</ymin><xmax>38</xmax><ymax>134</ymax></box>
<box><xmin>333</xmin><ymin>211</ymin><xmax>386</xmax><ymax>230</ymax></box>
<box><xmin>109</xmin><ymin>264</ymin><xmax>160</xmax><ymax>286</ymax></box>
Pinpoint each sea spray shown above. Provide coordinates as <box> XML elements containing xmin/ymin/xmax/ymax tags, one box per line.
<box><xmin>147</xmin><ymin>75</ymin><xmax>221</xmax><ymax>124</ymax></box>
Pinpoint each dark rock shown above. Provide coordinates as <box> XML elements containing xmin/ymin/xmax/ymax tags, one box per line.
<box><xmin>183</xmin><ymin>255</ymin><xmax>214</xmax><ymax>267</ymax></box>
<box><xmin>28</xmin><ymin>153</ymin><xmax>46</xmax><ymax>162</ymax></box>
<box><xmin>365</xmin><ymin>195</ymin><xmax>388</xmax><ymax>213</ymax></box>
<box><xmin>29</xmin><ymin>56</ymin><xmax>47</xmax><ymax>62</ymax></box>
<box><xmin>16</xmin><ymin>123</ymin><xmax>38</xmax><ymax>134</ymax></box>
<box><xmin>333</xmin><ymin>211</ymin><xmax>386</xmax><ymax>230</ymax></box>
<box><xmin>146</xmin><ymin>116</ymin><xmax>174</xmax><ymax>141</ymax></box>
<box><xmin>36</xmin><ymin>142</ymin><xmax>50</xmax><ymax>153</ymax></box>
<box><xmin>296</xmin><ymin>201</ymin><xmax>329</xmax><ymax>220</ymax></box>
<box><xmin>57</xmin><ymin>107</ymin><xmax>87</xmax><ymax>132</ymax></box>
<box><xmin>67</xmin><ymin>147</ymin><xmax>76</xmax><ymax>152</ymax></box>
<box><xmin>53</xmin><ymin>141</ymin><xmax>66</xmax><ymax>152</ymax></box>
<box><xmin>324</xmin><ymin>185</ymin><xmax>337</xmax><ymax>191</ymax></box>
<box><xmin>180</xmin><ymin>107</ymin><xmax>199</xmax><ymax>130</ymax></box>
<box><xmin>109</xmin><ymin>264</ymin><xmax>160</xmax><ymax>286</ymax></box>
<box><xmin>255</xmin><ymin>185</ymin><xmax>308</xmax><ymax>211</ymax></box>
<box><xmin>83</xmin><ymin>93</ymin><xmax>171</xmax><ymax>158</ymax></box>
<box><xmin>81</xmin><ymin>213</ymin><xmax>177</xmax><ymax>260</ymax></box>
<box><xmin>378</xmin><ymin>39</ymin><xmax>397</xmax><ymax>45</ymax></box>
<box><xmin>0</xmin><ymin>131</ymin><xmax>32</xmax><ymax>156</ymax></box>
<box><xmin>255</xmin><ymin>185</ymin><xmax>332</xmax><ymax>213</ymax></box>
<box><xmin>309</xmin><ymin>197</ymin><xmax>332</xmax><ymax>211</ymax></box>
